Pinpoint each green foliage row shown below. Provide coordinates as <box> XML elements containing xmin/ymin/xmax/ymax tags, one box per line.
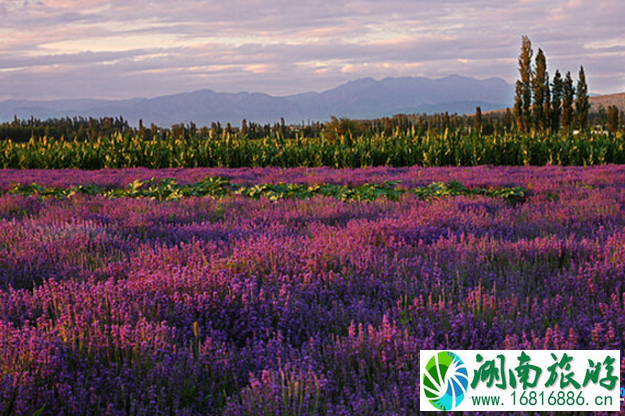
<box><xmin>1</xmin><ymin>129</ymin><xmax>624</xmax><ymax>169</ymax></box>
<box><xmin>7</xmin><ymin>176</ymin><xmax>528</xmax><ymax>204</ymax></box>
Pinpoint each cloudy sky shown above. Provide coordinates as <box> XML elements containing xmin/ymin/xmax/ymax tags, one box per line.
<box><xmin>1</xmin><ymin>0</ymin><xmax>623</xmax><ymax>100</ymax></box>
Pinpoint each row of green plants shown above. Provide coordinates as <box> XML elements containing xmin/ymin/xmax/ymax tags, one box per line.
<box><xmin>7</xmin><ymin>176</ymin><xmax>529</xmax><ymax>204</ymax></box>
<box><xmin>1</xmin><ymin>129</ymin><xmax>624</xmax><ymax>169</ymax></box>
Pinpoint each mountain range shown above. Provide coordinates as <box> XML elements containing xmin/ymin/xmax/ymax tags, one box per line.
<box><xmin>0</xmin><ymin>75</ymin><xmax>515</xmax><ymax>126</ymax></box>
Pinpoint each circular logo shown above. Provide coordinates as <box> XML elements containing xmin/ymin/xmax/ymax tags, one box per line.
<box><xmin>423</xmin><ymin>351</ymin><xmax>469</xmax><ymax>410</ymax></box>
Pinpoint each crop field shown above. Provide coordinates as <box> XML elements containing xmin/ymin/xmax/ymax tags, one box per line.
<box><xmin>1</xmin><ymin>165</ymin><xmax>625</xmax><ymax>415</ymax></box>
<box><xmin>2</xmin><ymin>129</ymin><xmax>625</xmax><ymax>169</ymax></box>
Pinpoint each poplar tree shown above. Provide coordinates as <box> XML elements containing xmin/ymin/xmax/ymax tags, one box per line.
<box><xmin>513</xmin><ymin>36</ymin><xmax>533</xmax><ymax>133</ymax></box>
<box><xmin>561</xmin><ymin>71</ymin><xmax>575</xmax><ymax>132</ymax></box>
<box><xmin>575</xmin><ymin>66</ymin><xmax>589</xmax><ymax>132</ymax></box>
<box><xmin>505</xmin><ymin>108</ymin><xmax>514</xmax><ymax>132</ymax></box>
<box><xmin>474</xmin><ymin>106</ymin><xmax>482</xmax><ymax>134</ymax></box>
<box><xmin>241</xmin><ymin>119</ymin><xmax>248</xmax><ymax>137</ymax></box>
<box><xmin>514</xmin><ymin>81</ymin><xmax>524</xmax><ymax>131</ymax></box>
<box><xmin>550</xmin><ymin>70</ymin><xmax>563</xmax><ymax>132</ymax></box>
<box><xmin>607</xmin><ymin>105</ymin><xmax>619</xmax><ymax>133</ymax></box>
<box><xmin>532</xmin><ymin>49</ymin><xmax>550</xmax><ymax>131</ymax></box>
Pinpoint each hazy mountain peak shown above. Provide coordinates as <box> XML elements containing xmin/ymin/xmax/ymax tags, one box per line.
<box><xmin>0</xmin><ymin>75</ymin><xmax>515</xmax><ymax>126</ymax></box>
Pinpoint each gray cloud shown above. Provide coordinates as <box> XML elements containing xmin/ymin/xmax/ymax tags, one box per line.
<box><xmin>0</xmin><ymin>0</ymin><xmax>623</xmax><ymax>100</ymax></box>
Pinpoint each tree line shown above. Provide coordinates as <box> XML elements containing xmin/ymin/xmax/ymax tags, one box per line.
<box><xmin>0</xmin><ymin>116</ymin><xmax>132</xmax><ymax>143</ymax></box>
<box><xmin>1</xmin><ymin>108</ymin><xmax>622</xmax><ymax>146</ymax></box>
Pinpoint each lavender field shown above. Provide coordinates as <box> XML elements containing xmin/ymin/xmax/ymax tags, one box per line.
<box><xmin>1</xmin><ymin>165</ymin><xmax>625</xmax><ymax>415</ymax></box>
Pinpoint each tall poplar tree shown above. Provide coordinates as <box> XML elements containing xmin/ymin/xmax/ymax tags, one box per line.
<box><xmin>532</xmin><ymin>48</ymin><xmax>550</xmax><ymax>131</ymax></box>
<box><xmin>561</xmin><ymin>71</ymin><xmax>575</xmax><ymax>132</ymax></box>
<box><xmin>575</xmin><ymin>66</ymin><xmax>589</xmax><ymax>132</ymax></box>
<box><xmin>513</xmin><ymin>36</ymin><xmax>533</xmax><ymax>133</ymax></box>
<box><xmin>550</xmin><ymin>70</ymin><xmax>563</xmax><ymax>132</ymax></box>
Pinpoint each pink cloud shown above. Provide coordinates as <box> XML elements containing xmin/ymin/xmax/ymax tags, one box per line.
<box><xmin>0</xmin><ymin>0</ymin><xmax>622</xmax><ymax>100</ymax></box>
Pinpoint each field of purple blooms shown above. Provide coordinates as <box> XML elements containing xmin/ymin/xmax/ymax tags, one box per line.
<box><xmin>1</xmin><ymin>165</ymin><xmax>625</xmax><ymax>415</ymax></box>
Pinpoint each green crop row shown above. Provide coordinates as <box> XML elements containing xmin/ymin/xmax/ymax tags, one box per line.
<box><xmin>1</xmin><ymin>128</ymin><xmax>624</xmax><ymax>169</ymax></box>
<box><xmin>6</xmin><ymin>177</ymin><xmax>528</xmax><ymax>204</ymax></box>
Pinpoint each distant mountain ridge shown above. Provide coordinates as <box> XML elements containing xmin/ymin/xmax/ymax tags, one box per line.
<box><xmin>589</xmin><ymin>92</ymin><xmax>625</xmax><ymax>112</ymax></box>
<box><xmin>0</xmin><ymin>75</ymin><xmax>515</xmax><ymax>125</ymax></box>
<box><xmin>485</xmin><ymin>92</ymin><xmax>625</xmax><ymax>117</ymax></box>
